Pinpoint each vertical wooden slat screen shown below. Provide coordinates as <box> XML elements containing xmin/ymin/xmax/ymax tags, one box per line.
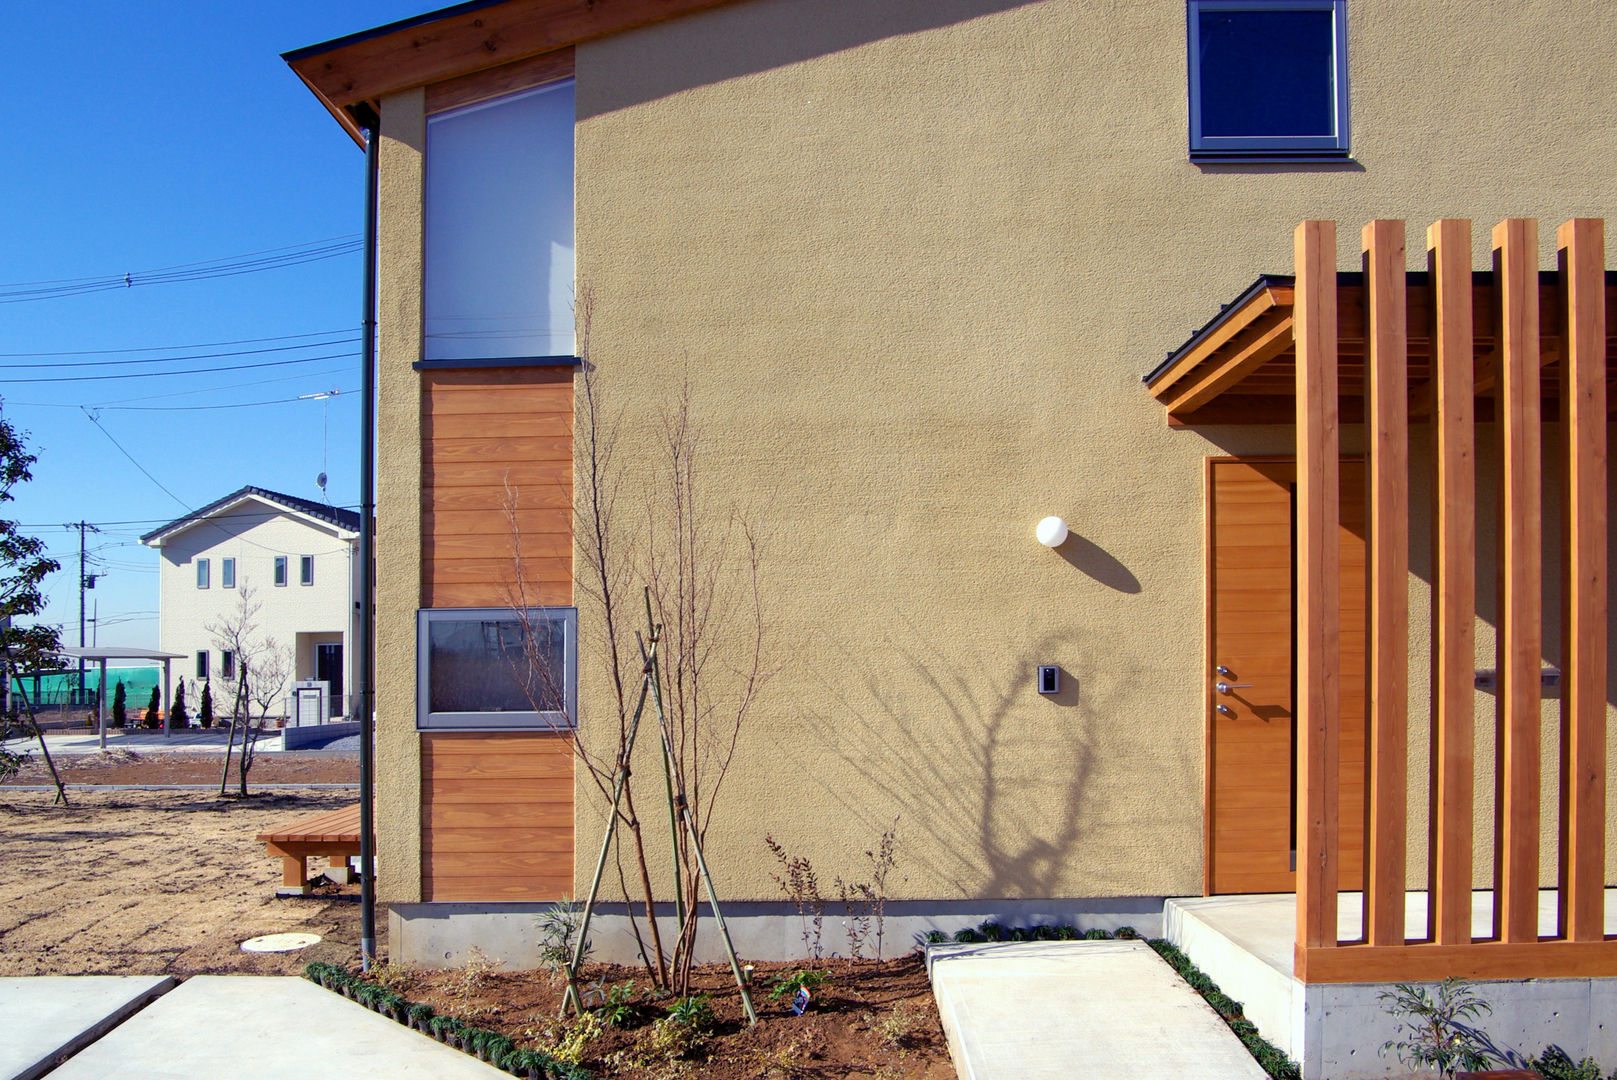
<box><xmin>1491</xmin><ymin>218</ymin><xmax>1543</xmax><ymax>946</ymax></box>
<box><xmin>1426</xmin><ymin>219</ymin><xmax>1477</xmax><ymax>948</ymax></box>
<box><xmin>1363</xmin><ymin>220</ymin><xmax>1409</xmax><ymax>947</ymax></box>
<box><xmin>1556</xmin><ymin>218</ymin><xmax>1607</xmax><ymax>943</ymax></box>
<box><xmin>1283</xmin><ymin>216</ymin><xmax>1617</xmax><ymax>982</ymax></box>
<box><xmin>1294</xmin><ymin>219</ymin><xmax>1341</xmax><ymax>954</ymax></box>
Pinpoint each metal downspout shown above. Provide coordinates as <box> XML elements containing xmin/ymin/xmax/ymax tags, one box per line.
<box><xmin>358</xmin><ymin>120</ymin><xmax>380</xmax><ymax>971</ymax></box>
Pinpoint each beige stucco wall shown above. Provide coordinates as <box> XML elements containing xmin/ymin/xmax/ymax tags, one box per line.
<box><xmin>372</xmin><ymin>0</ymin><xmax>1617</xmax><ymax>907</ymax></box>
<box><xmin>375</xmin><ymin>87</ymin><xmax>426</xmax><ymax>904</ymax></box>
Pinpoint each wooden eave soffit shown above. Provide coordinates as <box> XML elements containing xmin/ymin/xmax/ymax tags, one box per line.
<box><xmin>284</xmin><ymin>0</ymin><xmax>746</xmax><ymax>144</ymax></box>
<box><xmin>1146</xmin><ymin>273</ymin><xmax>1617</xmax><ymax>426</ymax></box>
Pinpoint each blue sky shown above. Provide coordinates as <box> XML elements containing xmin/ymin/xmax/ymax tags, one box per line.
<box><xmin>2</xmin><ymin>2</ymin><xmax>431</xmax><ymax>647</ymax></box>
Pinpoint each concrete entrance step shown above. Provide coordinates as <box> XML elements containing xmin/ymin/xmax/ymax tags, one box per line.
<box><xmin>928</xmin><ymin>940</ymin><xmax>1268</xmax><ymax>1080</ymax></box>
<box><xmin>0</xmin><ymin>975</ymin><xmax>175</xmax><ymax>1080</ymax></box>
<box><xmin>43</xmin><ymin>976</ymin><xmax>512</xmax><ymax>1079</ymax></box>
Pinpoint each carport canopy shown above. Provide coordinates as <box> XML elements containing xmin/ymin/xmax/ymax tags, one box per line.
<box><xmin>55</xmin><ymin>647</ymin><xmax>186</xmax><ymax>750</ymax></box>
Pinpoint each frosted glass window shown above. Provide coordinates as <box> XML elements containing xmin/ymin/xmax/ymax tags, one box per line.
<box><xmin>416</xmin><ymin>607</ymin><xmax>577</xmax><ymax>730</ymax></box>
<box><xmin>425</xmin><ymin>79</ymin><xmax>575</xmax><ymax>360</ymax></box>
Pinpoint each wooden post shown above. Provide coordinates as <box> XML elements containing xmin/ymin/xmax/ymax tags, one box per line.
<box><xmin>1363</xmin><ymin>220</ymin><xmax>1409</xmax><ymax>947</ymax></box>
<box><xmin>1556</xmin><ymin>218</ymin><xmax>1607</xmax><ymax>943</ymax></box>
<box><xmin>1426</xmin><ymin>219</ymin><xmax>1477</xmax><ymax>947</ymax></box>
<box><xmin>1491</xmin><ymin>218</ymin><xmax>1542</xmax><ymax>945</ymax></box>
<box><xmin>1295</xmin><ymin>220</ymin><xmax>1341</xmax><ymax>954</ymax></box>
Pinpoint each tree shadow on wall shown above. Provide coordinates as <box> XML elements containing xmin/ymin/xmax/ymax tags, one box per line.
<box><xmin>798</xmin><ymin>615</ymin><xmax>1142</xmax><ymax>901</ymax></box>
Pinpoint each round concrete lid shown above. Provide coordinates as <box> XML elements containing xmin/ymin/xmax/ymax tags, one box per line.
<box><xmin>240</xmin><ymin>932</ymin><xmax>323</xmax><ymax>953</ymax></box>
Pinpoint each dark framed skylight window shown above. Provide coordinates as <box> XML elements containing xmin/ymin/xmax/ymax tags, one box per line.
<box><xmin>416</xmin><ymin>607</ymin><xmax>577</xmax><ymax>730</ymax></box>
<box><xmin>1188</xmin><ymin>0</ymin><xmax>1349</xmax><ymax>159</ymax></box>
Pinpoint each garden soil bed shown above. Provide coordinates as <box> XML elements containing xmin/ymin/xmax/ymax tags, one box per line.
<box><xmin>379</xmin><ymin>956</ymin><xmax>957</xmax><ymax>1080</ymax></box>
<box><xmin>0</xmin><ymin>788</ymin><xmax>367</xmax><ymax>975</ymax></box>
<box><xmin>1</xmin><ymin>750</ymin><xmax>358</xmax><ymax>786</ymax></box>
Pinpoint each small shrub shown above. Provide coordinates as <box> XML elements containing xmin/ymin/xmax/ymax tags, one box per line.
<box><xmin>645</xmin><ymin>1014</ymin><xmax>705</xmax><ymax>1061</ymax></box>
<box><xmin>170</xmin><ymin>680</ymin><xmax>189</xmax><ymax>728</ymax></box>
<box><xmin>1115</xmin><ymin>925</ymin><xmax>1140</xmax><ymax>940</ymax></box>
<box><xmin>198</xmin><ymin>682</ymin><xmax>214</xmax><ymax>728</ymax></box>
<box><xmin>920</xmin><ymin>930</ymin><xmax>949</xmax><ymax>945</ymax></box>
<box><xmin>1379</xmin><ymin>979</ymin><xmax>1495</xmax><ymax>1079</ymax></box>
<box><xmin>767</xmin><ymin>969</ymin><xmax>827</xmax><ymax>1003</ymax></box>
<box><xmin>764</xmin><ymin>834</ymin><xmax>825</xmax><ymax>960</ymax></box>
<box><xmin>449</xmin><ymin>946</ymin><xmax>504</xmax><ymax>1014</ymax></box>
<box><xmin>142</xmin><ymin>686</ymin><xmax>161</xmax><ymax>728</ymax></box>
<box><xmin>977</xmin><ymin>921</ymin><xmax>1007</xmax><ymax>942</ymax></box>
<box><xmin>591</xmin><ymin>981</ymin><xmax>641</xmax><ymax>1028</ymax></box>
<box><xmin>1529</xmin><ymin>1046</ymin><xmax>1616</xmax><ymax>1080</ymax></box>
<box><xmin>536</xmin><ymin>897</ymin><xmax>589</xmax><ymax>976</ymax></box>
<box><xmin>1082</xmin><ymin>928</ymin><xmax>1113</xmax><ymax>940</ymax></box>
<box><xmin>550</xmin><ymin>1011</ymin><xmax>606</xmax><ymax>1065</ymax></box>
<box><xmin>951</xmin><ymin>928</ymin><xmax>984</xmax><ymax>944</ymax></box>
<box><xmin>665</xmin><ymin>995</ymin><xmax>715</xmax><ymax>1031</ymax></box>
<box><xmin>111</xmin><ymin>681</ymin><xmax>127</xmax><ymax>727</ymax></box>
<box><xmin>878</xmin><ymin>1001</ymin><xmax>929</xmax><ymax>1052</ymax></box>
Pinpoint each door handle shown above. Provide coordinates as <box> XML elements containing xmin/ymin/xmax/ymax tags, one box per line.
<box><xmin>1216</xmin><ymin>704</ymin><xmax>1234</xmax><ymax>716</ymax></box>
<box><xmin>1215</xmin><ymin>681</ymin><xmax>1253</xmax><ymax>695</ymax></box>
<box><xmin>1215</xmin><ymin>665</ymin><xmax>1234</xmax><ymax>677</ymax></box>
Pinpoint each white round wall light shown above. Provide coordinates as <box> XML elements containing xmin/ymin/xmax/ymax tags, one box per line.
<box><xmin>1036</xmin><ymin>516</ymin><xmax>1069</xmax><ymax>548</ymax></box>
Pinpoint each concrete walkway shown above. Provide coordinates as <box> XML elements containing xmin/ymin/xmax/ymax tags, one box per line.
<box><xmin>0</xmin><ymin>976</ymin><xmax>174</xmax><ymax>1080</ymax></box>
<box><xmin>12</xmin><ymin>976</ymin><xmax>510</xmax><ymax>1080</ymax></box>
<box><xmin>928</xmin><ymin>940</ymin><xmax>1268</xmax><ymax>1080</ymax></box>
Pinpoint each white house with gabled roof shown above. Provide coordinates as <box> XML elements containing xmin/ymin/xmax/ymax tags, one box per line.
<box><xmin>142</xmin><ymin>486</ymin><xmax>361</xmax><ymax>719</ymax></box>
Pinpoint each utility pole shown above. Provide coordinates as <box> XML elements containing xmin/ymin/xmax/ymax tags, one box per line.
<box><xmin>66</xmin><ymin>521</ymin><xmax>99</xmax><ymax>706</ymax></box>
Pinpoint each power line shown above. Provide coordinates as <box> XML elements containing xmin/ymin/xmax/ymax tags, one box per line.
<box><xmin>80</xmin><ymin>409</ymin><xmax>191</xmax><ymax>511</ymax></box>
<box><xmin>0</xmin><ymin>336</ymin><xmax>357</xmax><ymax>370</ymax></box>
<box><xmin>0</xmin><ymin>351</ymin><xmax>354</xmax><ymax>385</ymax></box>
<box><xmin>0</xmin><ymin>328</ymin><xmax>355</xmax><ymax>358</ymax></box>
<box><xmin>18</xmin><ymin>505</ymin><xmax>359</xmax><ymax>530</ymax></box>
<box><xmin>3</xmin><ymin>386</ymin><xmax>357</xmax><ymax>412</ymax></box>
<box><xmin>0</xmin><ymin>236</ymin><xmax>362</xmax><ymax>304</ymax></box>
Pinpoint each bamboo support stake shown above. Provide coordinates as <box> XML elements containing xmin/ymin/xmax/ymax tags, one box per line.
<box><xmin>562</xmin><ymin>626</ymin><xmax>659</xmax><ymax>1016</ymax></box>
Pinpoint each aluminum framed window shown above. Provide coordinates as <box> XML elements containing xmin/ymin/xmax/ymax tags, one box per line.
<box><xmin>300</xmin><ymin>555</ymin><xmax>314</xmax><ymax>586</ymax></box>
<box><xmin>196</xmin><ymin>558</ymin><xmax>210</xmax><ymax>589</ymax></box>
<box><xmin>221</xmin><ymin>557</ymin><xmax>235</xmax><ymax>589</ymax></box>
<box><xmin>416</xmin><ymin>607</ymin><xmax>577</xmax><ymax>731</ymax></box>
<box><xmin>221</xmin><ymin>651</ymin><xmax>235</xmax><ymax>680</ymax></box>
<box><xmin>196</xmin><ymin>651</ymin><xmax>209</xmax><ymax>680</ymax></box>
<box><xmin>274</xmin><ymin>556</ymin><xmax>288</xmax><ymax>587</ymax></box>
<box><xmin>1188</xmin><ymin>0</ymin><xmax>1349</xmax><ymax>160</ymax></box>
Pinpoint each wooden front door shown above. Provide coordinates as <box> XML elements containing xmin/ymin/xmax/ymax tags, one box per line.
<box><xmin>1206</xmin><ymin>458</ymin><xmax>1366</xmax><ymax>895</ymax></box>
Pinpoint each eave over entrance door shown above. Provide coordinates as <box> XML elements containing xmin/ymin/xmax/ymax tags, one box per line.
<box><xmin>1206</xmin><ymin>458</ymin><xmax>1366</xmax><ymax>894</ymax></box>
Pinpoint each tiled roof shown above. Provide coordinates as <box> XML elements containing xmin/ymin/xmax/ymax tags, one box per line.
<box><xmin>139</xmin><ymin>486</ymin><xmax>361</xmax><ymax>545</ymax></box>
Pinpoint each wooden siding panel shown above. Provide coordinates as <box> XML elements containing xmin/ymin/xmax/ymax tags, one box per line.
<box><xmin>421</xmin><ymin>733</ymin><xmax>574</xmax><ymax>902</ymax></box>
<box><xmin>420</xmin><ymin>367</ymin><xmax>572</xmax><ymax>609</ymax></box>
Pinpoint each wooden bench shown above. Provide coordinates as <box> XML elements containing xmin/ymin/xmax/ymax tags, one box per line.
<box><xmin>257</xmin><ymin>804</ymin><xmax>365</xmax><ymax>896</ymax></box>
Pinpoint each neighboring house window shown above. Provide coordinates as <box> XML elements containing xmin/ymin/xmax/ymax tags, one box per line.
<box><xmin>416</xmin><ymin>607</ymin><xmax>577</xmax><ymax>730</ymax></box>
<box><xmin>274</xmin><ymin>556</ymin><xmax>288</xmax><ymax>587</ymax></box>
<box><xmin>221</xmin><ymin>651</ymin><xmax>235</xmax><ymax>680</ymax></box>
<box><xmin>1187</xmin><ymin>0</ymin><xmax>1349</xmax><ymax>159</ymax></box>
<box><xmin>196</xmin><ymin>651</ymin><xmax>209</xmax><ymax>680</ymax></box>
<box><xmin>300</xmin><ymin>555</ymin><xmax>314</xmax><ymax>586</ymax></box>
<box><xmin>424</xmin><ymin>79</ymin><xmax>575</xmax><ymax>360</ymax></box>
<box><xmin>221</xmin><ymin>558</ymin><xmax>235</xmax><ymax>589</ymax></box>
<box><xmin>196</xmin><ymin>559</ymin><xmax>210</xmax><ymax>589</ymax></box>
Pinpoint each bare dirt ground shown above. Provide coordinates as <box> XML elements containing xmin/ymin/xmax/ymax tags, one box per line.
<box><xmin>2</xmin><ymin>750</ymin><xmax>358</xmax><ymax>787</ymax></box>
<box><xmin>387</xmin><ymin>956</ymin><xmax>957</xmax><ymax>1080</ymax></box>
<box><xmin>0</xmin><ymin>788</ymin><xmax>368</xmax><ymax>976</ymax></box>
